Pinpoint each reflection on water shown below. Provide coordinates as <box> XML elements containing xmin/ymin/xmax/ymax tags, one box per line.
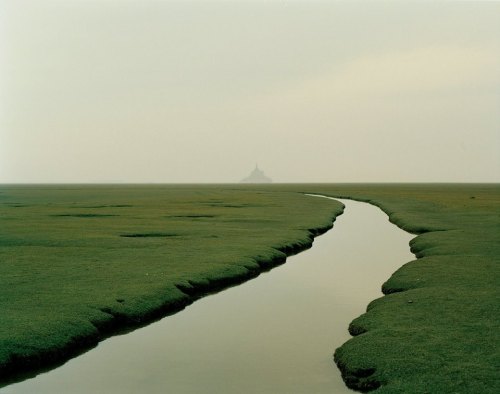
<box><xmin>3</xmin><ymin>198</ymin><xmax>414</xmax><ymax>394</ymax></box>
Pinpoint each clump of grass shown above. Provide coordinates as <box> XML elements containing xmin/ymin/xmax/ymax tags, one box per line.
<box><xmin>120</xmin><ymin>232</ymin><xmax>179</xmax><ymax>238</ymax></box>
<box><xmin>75</xmin><ymin>204</ymin><xmax>133</xmax><ymax>208</ymax></box>
<box><xmin>4</xmin><ymin>203</ymin><xmax>28</xmax><ymax>207</ymax></box>
<box><xmin>51</xmin><ymin>213</ymin><xmax>117</xmax><ymax>218</ymax></box>
<box><xmin>168</xmin><ymin>215</ymin><xmax>216</xmax><ymax>218</ymax></box>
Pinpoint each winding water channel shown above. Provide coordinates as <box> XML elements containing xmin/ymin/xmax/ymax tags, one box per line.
<box><xmin>3</xmin><ymin>198</ymin><xmax>414</xmax><ymax>394</ymax></box>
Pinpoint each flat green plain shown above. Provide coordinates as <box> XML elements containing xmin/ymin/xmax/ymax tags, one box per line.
<box><xmin>0</xmin><ymin>185</ymin><xmax>342</xmax><ymax>385</ymax></box>
<box><xmin>1</xmin><ymin>184</ymin><xmax>499</xmax><ymax>393</ymax></box>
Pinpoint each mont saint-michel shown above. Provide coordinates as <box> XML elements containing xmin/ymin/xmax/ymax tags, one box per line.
<box><xmin>240</xmin><ymin>165</ymin><xmax>272</xmax><ymax>183</ymax></box>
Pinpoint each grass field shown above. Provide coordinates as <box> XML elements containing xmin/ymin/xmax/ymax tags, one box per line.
<box><xmin>1</xmin><ymin>184</ymin><xmax>498</xmax><ymax>393</ymax></box>
<box><xmin>0</xmin><ymin>185</ymin><xmax>342</xmax><ymax>385</ymax></box>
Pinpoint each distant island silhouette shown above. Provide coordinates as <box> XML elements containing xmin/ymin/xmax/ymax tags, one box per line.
<box><xmin>240</xmin><ymin>165</ymin><xmax>272</xmax><ymax>183</ymax></box>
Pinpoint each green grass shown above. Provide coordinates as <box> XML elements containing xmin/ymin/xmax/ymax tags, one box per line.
<box><xmin>0</xmin><ymin>184</ymin><xmax>342</xmax><ymax>385</ymax></box>
<box><xmin>268</xmin><ymin>183</ymin><xmax>500</xmax><ymax>393</ymax></box>
<box><xmin>1</xmin><ymin>184</ymin><xmax>498</xmax><ymax>393</ymax></box>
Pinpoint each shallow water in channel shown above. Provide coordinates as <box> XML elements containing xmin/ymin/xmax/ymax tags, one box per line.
<box><xmin>3</xmin><ymin>198</ymin><xmax>414</xmax><ymax>394</ymax></box>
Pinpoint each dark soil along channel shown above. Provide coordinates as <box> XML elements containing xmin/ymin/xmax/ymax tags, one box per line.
<box><xmin>3</xmin><ymin>198</ymin><xmax>414</xmax><ymax>394</ymax></box>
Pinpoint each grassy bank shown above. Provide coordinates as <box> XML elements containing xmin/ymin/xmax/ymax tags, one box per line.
<box><xmin>0</xmin><ymin>185</ymin><xmax>343</xmax><ymax>385</ymax></box>
<box><xmin>2</xmin><ymin>184</ymin><xmax>498</xmax><ymax>392</ymax></box>
<box><xmin>272</xmin><ymin>184</ymin><xmax>499</xmax><ymax>393</ymax></box>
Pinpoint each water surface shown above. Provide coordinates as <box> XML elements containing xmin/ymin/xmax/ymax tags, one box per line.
<box><xmin>3</xmin><ymin>198</ymin><xmax>414</xmax><ymax>393</ymax></box>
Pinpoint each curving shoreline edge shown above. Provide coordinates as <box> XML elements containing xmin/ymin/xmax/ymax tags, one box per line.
<box><xmin>0</xmin><ymin>207</ymin><xmax>343</xmax><ymax>387</ymax></box>
<box><xmin>314</xmin><ymin>185</ymin><xmax>500</xmax><ymax>393</ymax></box>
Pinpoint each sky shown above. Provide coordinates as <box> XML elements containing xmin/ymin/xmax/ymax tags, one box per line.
<box><xmin>1</xmin><ymin>0</ymin><xmax>499</xmax><ymax>183</ymax></box>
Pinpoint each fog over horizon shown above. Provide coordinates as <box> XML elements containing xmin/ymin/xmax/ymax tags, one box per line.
<box><xmin>1</xmin><ymin>1</ymin><xmax>499</xmax><ymax>184</ymax></box>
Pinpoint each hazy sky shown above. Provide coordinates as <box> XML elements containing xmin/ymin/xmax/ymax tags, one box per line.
<box><xmin>1</xmin><ymin>0</ymin><xmax>499</xmax><ymax>183</ymax></box>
